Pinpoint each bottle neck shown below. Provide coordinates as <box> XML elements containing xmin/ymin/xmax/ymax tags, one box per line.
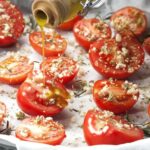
<box><xmin>32</xmin><ymin>0</ymin><xmax>71</xmax><ymax>28</ymax></box>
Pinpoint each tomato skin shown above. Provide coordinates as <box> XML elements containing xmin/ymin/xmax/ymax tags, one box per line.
<box><xmin>0</xmin><ymin>1</ymin><xmax>25</xmax><ymax>47</ymax></box>
<box><xmin>83</xmin><ymin>110</ymin><xmax>144</xmax><ymax>145</ymax></box>
<box><xmin>0</xmin><ymin>101</ymin><xmax>6</xmax><ymax>124</ymax></box>
<box><xmin>111</xmin><ymin>7</ymin><xmax>147</xmax><ymax>36</ymax></box>
<box><xmin>29</xmin><ymin>32</ymin><xmax>67</xmax><ymax>57</ymax></box>
<box><xmin>58</xmin><ymin>15</ymin><xmax>83</xmax><ymax>30</ymax></box>
<box><xmin>89</xmin><ymin>31</ymin><xmax>144</xmax><ymax>79</ymax></box>
<box><xmin>16</xmin><ymin>117</ymin><xmax>66</xmax><ymax>145</ymax></box>
<box><xmin>41</xmin><ymin>56</ymin><xmax>79</xmax><ymax>84</ymax></box>
<box><xmin>93</xmin><ymin>80</ymin><xmax>138</xmax><ymax>114</ymax></box>
<box><xmin>0</xmin><ymin>56</ymin><xmax>33</xmax><ymax>85</ymax></box>
<box><xmin>73</xmin><ymin>18</ymin><xmax>111</xmax><ymax>50</ymax></box>
<box><xmin>143</xmin><ymin>37</ymin><xmax>150</xmax><ymax>55</ymax></box>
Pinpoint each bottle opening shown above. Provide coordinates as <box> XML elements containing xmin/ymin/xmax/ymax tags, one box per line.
<box><xmin>34</xmin><ymin>9</ymin><xmax>48</xmax><ymax>27</ymax></box>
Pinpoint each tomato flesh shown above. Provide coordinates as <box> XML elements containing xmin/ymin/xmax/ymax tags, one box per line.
<box><xmin>73</xmin><ymin>18</ymin><xmax>111</xmax><ymax>50</ymax></box>
<box><xmin>93</xmin><ymin>80</ymin><xmax>139</xmax><ymax>114</ymax></box>
<box><xmin>17</xmin><ymin>70</ymin><xmax>70</xmax><ymax>116</ymax></box>
<box><xmin>29</xmin><ymin>32</ymin><xmax>67</xmax><ymax>57</ymax></box>
<box><xmin>0</xmin><ymin>55</ymin><xmax>33</xmax><ymax>85</ymax></box>
<box><xmin>0</xmin><ymin>0</ymin><xmax>24</xmax><ymax>47</ymax></box>
<box><xmin>83</xmin><ymin>110</ymin><xmax>144</xmax><ymax>145</ymax></box>
<box><xmin>111</xmin><ymin>7</ymin><xmax>147</xmax><ymax>36</ymax></box>
<box><xmin>89</xmin><ymin>31</ymin><xmax>144</xmax><ymax>79</ymax></box>
<box><xmin>41</xmin><ymin>56</ymin><xmax>79</xmax><ymax>84</ymax></box>
<box><xmin>16</xmin><ymin>116</ymin><xmax>66</xmax><ymax>145</ymax></box>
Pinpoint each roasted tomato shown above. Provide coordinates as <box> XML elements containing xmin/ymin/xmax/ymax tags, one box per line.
<box><xmin>111</xmin><ymin>7</ymin><xmax>147</xmax><ymax>36</ymax></box>
<box><xmin>0</xmin><ymin>0</ymin><xmax>24</xmax><ymax>47</ymax></box>
<box><xmin>58</xmin><ymin>15</ymin><xmax>83</xmax><ymax>30</ymax></box>
<box><xmin>143</xmin><ymin>37</ymin><xmax>150</xmax><ymax>55</ymax></box>
<box><xmin>17</xmin><ymin>70</ymin><xmax>70</xmax><ymax>116</ymax></box>
<box><xmin>83</xmin><ymin>109</ymin><xmax>144</xmax><ymax>145</ymax></box>
<box><xmin>93</xmin><ymin>79</ymin><xmax>139</xmax><ymax>114</ymax></box>
<box><xmin>41</xmin><ymin>56</ymin><xmax>79</xmax><ymax>84</ymax></box>
<box><xmin>0</xmin><ymin>55</ymin><xmax>33</xmax><ymax>85</ymax></box>
<box><xmin>16</xmin><ymin>116</ymin><xmax>66</xmax><ymax>145</ymax></box>
<box><xmin>73</xmin><ymin>18</ymin><xmax>111</xmax><ymax>50</ymax></box>
<box><xmin>29</xmin><ymin>31</ymin><xmax>67</xmax><ymax>57</ymax></box>
<box><xmin>0</xmin><ymin>101</ymin><xmax>6</xmax><ymax>124</ymax></box>
<box><xmin>89</xmin><ymin>31</ymin><xmax>145</xmax><ymax>79</ymax></box>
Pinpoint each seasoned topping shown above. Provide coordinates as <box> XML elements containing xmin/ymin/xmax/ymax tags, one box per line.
<box><xmin>111</xmin><ymin>7</ymin><xmax>146</xmax><ymax>35</ymax></box>
<box><xmin>97</xmin><ymin>80</ymin><xmax>139</xmax><ymax>102</ymax></box>
<box><xmin>0</xmin><ymin>1</ymin><xmax>24</xmax><ymax>38</ymax></box>
<box><xmin>75</xmin><ymin>19</ymin><xmax>111</xmax><ymax>42</ymax></box>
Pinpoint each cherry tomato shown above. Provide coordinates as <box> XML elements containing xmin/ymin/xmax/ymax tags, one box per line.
<box><xmin>89</xmin><ymin>31</ymin><xmax>144</xmax><ymax>79</ymax></box>
<box><xmin>143</xmin><ymin>37</ymin><xmax>150</xmax><ymax>55</ymax></box>
<box><xmin>83</xmin><ymin>109</ymin><xmax>144</xmax><ymax>145</ymax></box>
<box><xmin>58</xmin><ymin>15</ymin><xmax>83</xmax><ymax>31</ymax></box>
<box><xmin>41</xmin><ymin>56</ymin><xmax>79</xmax><ymax>84</ymax></box>
<box><xmin>16</xmin><ymin>116</ymin><xmax>66</xmax><ymax>145</ymax></box>
<box><xmin>111</xmin><ymin>7</ymin><xmax>147</xmax><ymax>36</ymax></box>
<box><xmin>148</xmin><ymin>104</ymin><xmax>150</xmax><ymax>116</ymax></box>
<box><xmin>29</xmin><ymin>32</ymin><xmax>67</xmax><ymax>57</ymax></box>
<box><xmin>0</xmin><ymin>0</ymin><xmax>25</xmax><ymax>47</ymax></box>
<box><xmin>73</xmin><ymin>18</ymin><xmax>111</xmax><ymax>50</ymax></box>
<box><xmin>0</xmin><ymin>55</ymin><xmax>33</xmax><ymax>85</ymax></box>
<box><xmin>17</xmin><ymin>70</ymin><xmax>70</xmax><ymax>116</ymax></box>
<box><xmin>0</xmin><ymin>101</ymin><xmax>6</xmax><ymax>124</ymax></box>
<box><xmin>93</xmin><ymin>79</ymin><xmax>139</xmax><ymax>114</ymax></box>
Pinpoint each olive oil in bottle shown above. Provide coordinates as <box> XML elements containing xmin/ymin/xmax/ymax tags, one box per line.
<box><xmin>32</xmin><ymin>0</ymin><xmax>88</xmax><ymax>28</ymax></box>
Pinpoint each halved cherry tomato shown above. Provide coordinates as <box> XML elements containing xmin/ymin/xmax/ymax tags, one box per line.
<box><xmin>16</xmin><ymin>116</ymin><xmax>66</xmax><ymax>145</ymax></box>
<box><xmin>0</xmin><ymin>0</ymin><xmax>24</xmax><ymax>47</ymax></box>
<box><xmin>148</xmin><ymin>104</ymin><xmax>150</xmax><ymax>116</ymax></box>
<box><xmin>143</xmin><ymin>37</ymin><xmax>150</xmax><ymax>55</ymax></box>
<box><xmin>0</xmin><ymin>55</ymin><xmax>33</xmax><ymax>85</ymax></box>
<box><xmin>58</xmin><ymin>15</ymin><xmax>83</xmax><ymax>31</ymax></box>
<box><xmin>73</xmin><ymin>18</ymin><xmax>111</xmax><ymax>50</ymax></box>
<box><xmin>29</xmin><ymin>32</ymin><xmax>67</xmax><ymax>57</ymax></box>
<box><xmin>89</xmin><ymin>31</ymin><xmax>144</xmax><ymax>79</ymax></box>
<box><xmin>0</xmin><ymin>101</ymin><xmax>6</xmax><ymax>124</ymax></box>
<box><xmin>41</xmin><ymin>56</ymin><xmax>79</xmax><ymax>84</ymax></box>
<box><xmin>17</xmin><ymin>70</ymin><xmax>70</xmax><ymax>116</ymax></box>
<box><xmin>93</xmin><ymin>79</ymin><xmax>139</xmax><ymax>114</ymax></box>
<box><xmin>83</xmin><ymin>109</ymin><xmax>144</xmax><ymax>145</ymax></box>
<box><xmin>111</xmin><ymin>7</ymin><xmax>147</xmax><ymax>36</ymax></box>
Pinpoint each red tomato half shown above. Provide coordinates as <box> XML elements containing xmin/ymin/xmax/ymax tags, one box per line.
<box><xmin>143</xmin><ymin>37</ymin><xmax>150</xmax><ymax>55</ymax></box>
<box><xmin>0</xmin><ymin>101</ymin><xmax>6</xmax><ymax>124</ymax></box>
<box><xmin>93</xmin><ymin>80</ymin><xmax>139</xmax><ymax>114</ymax></box>
<box><xmin>16</xmin><ymin>116</ymin><xmax>66</xmax><ymax>145</ymax></box>
<box><xmin>58</xmin><ymin>15</ymin><xmax>83</xmax><ymax>31</ymax></box>
<box><xmin>41</xmin><ymin>56</ymin><xmax>79</xmax><ymax>84</ymax></box>
<box><xmin>0</xmin><ymin>0</ymin><xmax>24</xmax><ymax>47</ymax></box>
<box><xmin>111</xmin><ymin>7</ymin><xmax>147</xmax><ymax>36</ymax></box>
<box><xmin>0</xmin><ymin>55</ymin><xmax>33</xmax><ymax>85</ymax></box>
<box><xmin>29</xmin><ymin>32</ymin><xmax>67</xmax><ymax>57</ymax></box>
<box><xmin>73</xmin><ymin>18</ymin><xmax>111</xmax><ymax>50</ymax></box>
<box><xmin>89</xmin><ymin>31</ymin><xmax>145</xmax><ymax>79</ymax></box>
<box><xmin>17</xmin><ymin>70</ymin><xmax>70</xmax><ymax>116</ymax></box>
<box><xmin>83</xmin><ymin>109</ymin><xmax>144</xmax><ymax>145</ymax></box>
